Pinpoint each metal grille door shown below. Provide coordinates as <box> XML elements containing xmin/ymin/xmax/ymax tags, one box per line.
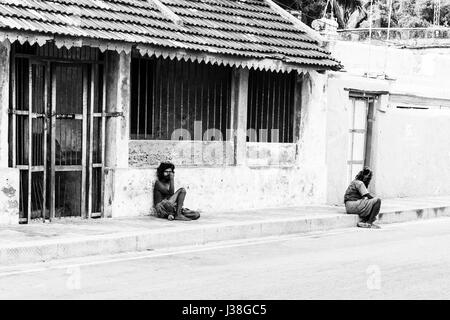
<box><xmin>10</xmin><ymin>52</ymin><xmax>106</xmax><ymax>223</ymax></box>
<box><xmin>51</xmin><ymin>63</ymin><xmax>87</xmax><ymax>218</ymax></box>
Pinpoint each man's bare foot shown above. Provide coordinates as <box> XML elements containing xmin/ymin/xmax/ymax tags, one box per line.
<box><xmin>168</xmin><ymin>215</ymin><xmax>175</xmax><ymax>221</ymax></box>
<box><xmin>174</xmin><ymin>213</ymin><xmax>191</xmax><ymax>221</ymax></box>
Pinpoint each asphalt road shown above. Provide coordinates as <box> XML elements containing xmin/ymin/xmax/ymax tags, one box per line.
<box><xmin>1</xmin><ymin>218</ymin><xmax>450</xmax><ymax>300</ymax></box>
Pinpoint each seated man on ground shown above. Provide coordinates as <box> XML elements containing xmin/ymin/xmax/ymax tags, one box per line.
<box><xmin>153</xmin><ymin>162</ymin><xmax>200</xmax><ymax>221</ymax></box>
<box><xmin>344</xmin><ymin>167</ymin><xmax>382</xmax><ymax>229</ymax></box>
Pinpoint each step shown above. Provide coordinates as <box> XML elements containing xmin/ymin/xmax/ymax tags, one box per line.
<box><xmin>1</xmin><ymin>199</ymin><xmax>450</xmax><ymax>266</ymax></box>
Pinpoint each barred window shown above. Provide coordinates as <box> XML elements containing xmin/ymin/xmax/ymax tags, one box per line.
<box><xmin>130</xmin><ymin>56</ymin><xmax>232</xmax><ymax>141</ymax></box>
<box><xmin>247</xmin><ymin>70</ymin><xmax>296</xmax><ymax>143</ymax></box>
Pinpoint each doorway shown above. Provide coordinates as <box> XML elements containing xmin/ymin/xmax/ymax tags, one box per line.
<box><xmin>347</xmin><ymin>94</ymin><xmax>376</xmax><ymax>184</ymax></box>
<box><xmin>10</xmin><ymin>49</ymin><xmax>106</xmax><ymax>223</ymax></box>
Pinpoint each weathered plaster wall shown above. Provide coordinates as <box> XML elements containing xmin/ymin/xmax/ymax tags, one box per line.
<box><xmin>333</xmin><ymin>41</ymin><xmax>450</xmax><ymax>100</ymax></box>
<box><xmin>326</xmin><ymin>73</ymin><xmax>390</xmax><ymax>205</ymax></box>
<box><xmin>129</xmin><ymin>140</ymin><xmax>235</xmax><ymax>167</ymax></box>
<box><xmin>109</xmin><ymin>70</ymin><xmax>329</xmax><ymax>217</ymax></box>
<box><xmin>296</xmin><ymin>71</ymin><xmax>328</xmax><ymax>203</ymax></box>
<box><xmin>326</xmin><ymin>41</ymin><xmax>450</xmax><ymax>203</ymax></box>
<box><xmin>0</xmin><ymin>169</ymin><xmax>19</xmax><ymax>225</ymax></box>
<box><xmin>105</xmin><ymin>50</ymin><xmax>131</xmax><ymax>169</ymax></box>
<box><xmin>0</xmin><ymin>40</ymin><xmax>10</xmax><ymax>168</ymax></box>
<box><xmin>246</xmin><ymin>143</ymin><xmax>296</xmax><ymax>167</ymax></box>
<box><xmin>373</xmin><ymin>107</ymin><xmax>450</xmax><ymax>198</ymax></box>
<box><xmin>0</xmin><ymin>41</ymin><xmax>19</xmax><ymax>224</ymax></box>
<box><xmin>108</xmin><ymin>165</ymin><xmax>326</xmax><ymax>217</ymax></box>
<box><xmin>326</xmin><ymin>68</ymin><xmax>450</xmax><ymax>203</ymax></box>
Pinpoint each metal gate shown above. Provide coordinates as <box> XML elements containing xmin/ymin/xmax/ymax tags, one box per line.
<box><xmin>10</xmin><ymin>53</ymin><xmax>106</xmax><ymax>223</ymax></box>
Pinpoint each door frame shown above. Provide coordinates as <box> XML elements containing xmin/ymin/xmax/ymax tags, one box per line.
<box><xmin>9</xmin><ymin>49</ymin><xmax>107</xmax><ymax>223</ymax></box>
<box><xmin>347</xmin><ymin>91</ymin><xmax>377</xmax><ymax>184</ymax></box>
<box><xmin>50</xmin><ymin>62</ymin><xmax>88</xmax><ymax>220</ymax></box>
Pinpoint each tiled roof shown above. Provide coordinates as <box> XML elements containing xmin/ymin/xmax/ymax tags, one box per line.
<box><xmin>0</xmin><ymin>0</ymin><xmax>342</xmax><ymax>70</ymax></box>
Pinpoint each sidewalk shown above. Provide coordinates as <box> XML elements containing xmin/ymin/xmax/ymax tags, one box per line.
<box><xmin>1</xmin><ymin>196</ymin><xmax>450</xmax><ymax>266</ymax></box>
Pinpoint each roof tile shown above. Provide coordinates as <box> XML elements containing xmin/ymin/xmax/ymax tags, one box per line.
<box><xmin>0</xmin><ymin>0</ymin><xmax>342</xmax><ymax>70</ymax></box>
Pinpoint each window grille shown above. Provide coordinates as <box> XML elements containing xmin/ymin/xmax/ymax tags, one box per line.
<box><xmin>247</xmin><ymin>70</ymin><xmax>296</xmax><ymax>143</ymax></box>
<box><xmin>130</xmin><ymin>57</ymin><xmax>232</xmax><ymax>141</ymax></box>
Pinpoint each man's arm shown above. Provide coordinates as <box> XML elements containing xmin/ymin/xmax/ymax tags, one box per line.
<box><xmin>357</xmin><ymin>181</ymin><xmax>373</xmax><ymax>199</ymax></box>
<box><xmin>169</xmin><ymin>172</ymin><xmax>175</xmax><ymax>195</ymax></box>
<box><xmin>153</xmin><ymin>185</ymin><xmax>163</xmax><ymax>206</ymax></box>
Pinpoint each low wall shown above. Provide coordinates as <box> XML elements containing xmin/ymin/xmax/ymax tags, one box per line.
<box><xmin>115</xmin><ymin>140</ymin><xmax>317</xmax><ymax>216</ymax></box>
<box><xmin>105</xmin><ymin>165</ymin><xmax>324</xmax><ymax>217</ymax></box>
<box><xmin>129</xmin><ymin>140</ymin><xmax>235</xmax><ymax>167</ymax></box>
<box><xmin>247</xmin><ymin>142</ymin><xmax>296</xmax><ymax>167</ymax></box>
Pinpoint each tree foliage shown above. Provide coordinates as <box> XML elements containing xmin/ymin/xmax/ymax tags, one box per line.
<box><xmin>276</xmin><ymin>0</ymin><xmax>450</xmax><ymax>28</ymax></box>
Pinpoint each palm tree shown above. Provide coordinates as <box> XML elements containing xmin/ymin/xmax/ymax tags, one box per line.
<box><xmin>277</xmin><ymin>0</ymin><xmax>373</xmax><ymax>29</ymax></box>
<box><xmin>331</xmin><ymin>0</ymin><xmax>372</xmax><ymax>29</ymax></box>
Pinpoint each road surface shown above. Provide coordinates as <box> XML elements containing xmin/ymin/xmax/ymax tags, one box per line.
<box><xmin>1</xmin><ymin>218</ymin><xmax>450</xmax><ymax>299</ymax></box>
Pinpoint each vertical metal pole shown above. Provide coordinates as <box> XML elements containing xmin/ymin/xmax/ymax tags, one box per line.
<box><xmin>144</xmin><ymin>59</ymin><xmax>148</xmax><ymax>139</ymax></box>
<box><xmin>349</xmin><ymin>99</ymin><xmax>356</xmax><ymax>183</ymax></box>
<box><xmin>137</xmin><ymin>58</ymin><xmax>141</xmax><ymax>139</ymax></box>
<box><xmin>101</xmin><ymin>60</ymin><xmax>107</xmax><ymax>218</ymax></box>
<box><xmin>277</xmin><ymin>73</ymin><xmax>282</xmax><ymax>140</ymax></box>
<box><xmin>42</xmin><ymin>62</ymin><xmax>49</xmax><ymax>222</ymax></box>
<box><xmin>27</xmin><ymin>64</ymin><xmax>33</xmax><ymax>223</ymax></box>
<box><xmin>220</xmin><ymin>80</ymin><xmax>223</xmax><ymax>138</ymax></box>
<box><xmin>173</xmin><ymin>61</ymin><xmax>177</xmax><ymax>138</ymax></box>
<box><xmin>166</xmin><ymin>59</ymin><xmax>170</xmax><ymax>139</ymax></box>
<box><xmin>254</xmin><ymin>71</ymin><xmax>259</xmax><ymax>141</ymax></box>
<box><xmin>88</xmin><ymin>64</ymin><xmax>95</xmax><ymax>219</ymax></box>
<box><xmin>152</xmin><ymin>59</ymin><xmax>156</xmax><ymax>139</ymax></box>
<box><xmin>187</xmin><ymin>62</ymin><xmax>190</xmax><ymax>136</ymax></box>
<box><xmin>11</xmin><ymin>52</ymin><xmax>17</xmax><ymax>168</ymax></box>
<box><xmin>180</xmin><ymin>61</ymin><xmax>184</xmax><ymax>133</ymax></box>
<box><xmin>159</xmin><ymin>59</ymin><xmax>163</xmax><ymax>139</ymax></box>
<box><xmin>282</xmin><ymin>74</ymin><xmax>287</xmax><ymax>143</ymax></box>
<box><xmin>271</xmin><ymin>74</ymin><xmax>276</xmax><ymax>141</ymax></box>
<box><xmin>50</xmin><ymin>64</ymin><xmax>56</xmax><ymax>221</ymax></box>
<box><xmin>206</xmin><ymin>65</ymin><xmax>210</xmax><ymax>135</ymax></box>
<box><xmin>81</xmin><ymin>65</ymin><xmax>88</xmax><ymax>219</ymax></box>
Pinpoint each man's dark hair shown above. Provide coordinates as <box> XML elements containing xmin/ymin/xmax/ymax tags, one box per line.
<box><xmin>355</xmin><ymin>166</ymin><xmax>372</xmax><ymax>188</ymax></box>
<box><xmin>157</xmin><ymin>162</ymin><xmax>175</xmax><ymax>181</ymax></box>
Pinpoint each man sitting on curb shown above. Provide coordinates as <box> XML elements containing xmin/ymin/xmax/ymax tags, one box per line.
<box><xmin>153</xmin><ymin>162</ymin><xmax>200</xmax><ymax>221</ymax></box>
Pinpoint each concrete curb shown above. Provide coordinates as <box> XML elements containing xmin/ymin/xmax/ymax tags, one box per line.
<box><xmin>1</xmin><ymin>204</ymin><xmax>450</xmax><ymax>266</ymax></box>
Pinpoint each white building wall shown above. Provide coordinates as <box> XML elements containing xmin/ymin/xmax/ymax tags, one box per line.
<box><xmin>326</xmin><ymin>40</ymin><xmax>450</xmax><ymax>204</ymax></box>
<box><xmin>108</xmin><ymin>71</ymin><xmax>330</xmax><ymax>217</ymax></box>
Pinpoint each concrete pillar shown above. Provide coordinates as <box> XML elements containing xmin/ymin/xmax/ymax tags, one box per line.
<box><xmin>296</xmin><ymin>71</ymin><xmax>328</xmax><ymax>203</ymax></box>
<box><xmin>369</xmin><ymin>93</ymin><xmax>389</xmax><ymax>195</ymax></box>
<box><xmin>105</xmin><ymin>50</ymin><xmax>131</xmax><ymax>169</ymax></box>
<box><xmin>103</xmin><ymin>50</ymin><xmax>131</xmax><ymax>219</ymax></box>
<box><xmin>230</xmin><ymin>67</ymin><xmax>249</xmax><ymax>166</ymax></box>
<box><xmin>0</xmin><ymin>40</ymin><xmax>10</xmax><ymax>168</ymax></box>
<box><xmin>0</xmin><ymin>40</ymin><xmax>19</xmax><ymax>225</ymax></box>
<box><xmin>293</xmin><ymin>72</ymin><xmax>303</xmax><ymax>144</ymax></box>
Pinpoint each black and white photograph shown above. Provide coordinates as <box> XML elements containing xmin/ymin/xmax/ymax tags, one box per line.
<box><xmin>0</xmin><ymin>0</ymin><xmax>449</xmax><ymax>308</ymax></box>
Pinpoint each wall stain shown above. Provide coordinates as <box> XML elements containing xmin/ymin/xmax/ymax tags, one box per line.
<box><xmin>2</xmin><ymin>186</ymin><xmax>16</xmax><ymax>198</ymax></box>
<box><xmin>416</xmin><ymin>209</ymin><xmax>424</xmax><ymax>218</ymax></box>
<box><xmin>8</xmin><ymin>200</ymin><xmax>18</xmax><ymax>209</ymax></box>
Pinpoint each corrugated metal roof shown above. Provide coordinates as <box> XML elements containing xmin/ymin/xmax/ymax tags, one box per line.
<box><xmin>0</xmin><ymin>0</ymin><xmax>342</xmax><ymax>70</ymax></box>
